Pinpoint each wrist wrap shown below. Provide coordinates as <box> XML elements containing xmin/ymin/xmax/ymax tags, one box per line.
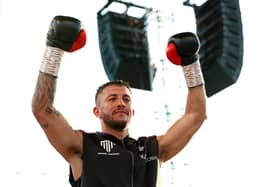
<box><xmin>40</xmin><ymin>47</ymin><xmax>64</xmax><ymax>77</ymax></box>
<box><xmin>182</xmin><ymin>61</ymin><xmax>204</xmax><ymax>87</ymax></box>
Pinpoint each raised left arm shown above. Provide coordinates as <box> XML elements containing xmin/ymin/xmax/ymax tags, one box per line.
<box><xmin>157</xmin><ymin>85</ymin><xmax>206</xmax><ymax>162</ymax></box>
<box><xmin>157</xmin><ymin>32</ymin><xmax>207</xmax><ymax>162</ymax></box>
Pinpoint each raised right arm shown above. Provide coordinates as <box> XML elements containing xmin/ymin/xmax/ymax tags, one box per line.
<box><xmin>31</xmin><ymin>15</ymin><xmax>86</xmax><ymax>162</ymax></box>
<box><xmin>32</xmin><ymin>72</ymin><xmax>83</xmax><ymax>160</ymax></box>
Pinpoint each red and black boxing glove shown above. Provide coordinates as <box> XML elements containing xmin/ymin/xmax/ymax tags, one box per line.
<box><xmin>166</xmin><ymin>32</ymin><xmax>200</xmax><ymax>66</ymax></box>
<box><xmin>40</xmin><ymin>15</ymin><xmax>87</xmax><ymax>77</ymax></box>
<box><xmin>46</xmin><ymin>15</ymin><xmax>86</xmax><ymax>52</ymax></box>
<box><xmin>166</xmin><ymin>32</ymin><xmax>204</xmax><ymax>87</ymax></box>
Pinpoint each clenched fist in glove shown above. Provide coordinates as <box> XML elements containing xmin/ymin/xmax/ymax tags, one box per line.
<box><xmin>46</xmin><ymin>15</ymin><xmax>86</xmax><ymax>52</ymax></box>
<box><xmin>166</xmin><ymin>32</ymin><xmax>204</xmax><ymax>87</ymax></box>
<box><xmin>40</xmin><ymin>15</ymin><xmax>87</xmax><ymax>77</ymax></box>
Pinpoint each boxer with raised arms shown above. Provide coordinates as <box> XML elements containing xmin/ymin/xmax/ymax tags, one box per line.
<box><xmin>32</xmin><ymin>15</ymin><xmax>207</xmax><ymax>187</ymax></box>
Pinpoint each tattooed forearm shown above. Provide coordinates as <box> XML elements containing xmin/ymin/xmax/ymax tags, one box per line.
<box><xmin>32</xmin><ymin>73</ymin><xmax>57</xmax><ymax>112</ymax></box>
<box><xmin>45</xmin><ymin>106</ymin><xmax>61</xmax><ymax>116</ymax></box>
<box><xmin>40</xmin><ymin>123</ymin><xmax>49</xmax><ymax>129</ymax></box>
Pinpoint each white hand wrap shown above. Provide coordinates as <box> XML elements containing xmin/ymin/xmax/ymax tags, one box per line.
<box><xmin>182</xmin><ymin>61</ymin><xmax>204</xmax><ymax>88</ymax></box>
<box><xmin>40</xmin><ymin>47</ymin><xmax>64</xmax><ymax>77</ymax></box>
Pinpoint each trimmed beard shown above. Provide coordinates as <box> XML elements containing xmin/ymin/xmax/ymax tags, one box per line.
<box><xmin>101</xmin><ymin>112</ymin><xmax>128</xmax><ymax>131</ymax></box>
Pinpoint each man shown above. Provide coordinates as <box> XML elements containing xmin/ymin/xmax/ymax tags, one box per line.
<box><xmin>32</xmin><ymin>15</ymin><xmax>207</xmax><ymax>187</ymax></box>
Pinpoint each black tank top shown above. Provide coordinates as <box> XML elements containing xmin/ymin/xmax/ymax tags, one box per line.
<box><xmin>69</xmin><ymin>132</ymin><xmax>159</xmax><ymax>187</ymax></box>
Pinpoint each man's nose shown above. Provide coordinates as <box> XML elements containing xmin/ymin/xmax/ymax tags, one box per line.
<box><xmin>117</xmin><ymin>98</ymin><xmax>125</xmax><ymax>106</ymax></box>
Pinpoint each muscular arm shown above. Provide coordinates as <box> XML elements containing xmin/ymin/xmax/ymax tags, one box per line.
<box><xmin>158</xmin><ymin>32</ymin><xmax>207</xmax><ymax>162</ymax></box>
<box><xmin>157</xmin><ymin>85</ymin><xmax>207</xmax><ymax>162</ymax></box>
<box><xmin>31</xmin><ymin>72</ymin><xmax>82</xmax><ymax>161</ymax></box>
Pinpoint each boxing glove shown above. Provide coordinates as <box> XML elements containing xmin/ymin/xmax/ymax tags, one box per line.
<box><xmin>166</xmin><ymin>32</ymin><xmax>200</xmax><ymax>66</ymax></box>
<box><xmin>166</xmin><ymin>32</ymin><xmax>204</xmax><ymax>87</ymax></box>
<box><xmin>46</xmin><ymin>15</ymin><xmax>86</xmax><ymax>52</ymax></box>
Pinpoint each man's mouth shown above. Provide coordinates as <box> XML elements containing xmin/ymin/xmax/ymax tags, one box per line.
<box><xmin>113</xmin><ymin>110</ymin><xmax>129</xmax><ymax>115</ymax></box>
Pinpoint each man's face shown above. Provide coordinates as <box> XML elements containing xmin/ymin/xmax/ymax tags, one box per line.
<box><xmin>94</xmin><ymin>85</ymin><xmax>134</xmax><ymax>131</ymax></box>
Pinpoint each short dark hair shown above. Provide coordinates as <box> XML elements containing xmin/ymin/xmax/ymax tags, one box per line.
<box><xmin>95</xmin><ymin>80</ymin><xmax>132</xmax><ymax>103</ymax></box>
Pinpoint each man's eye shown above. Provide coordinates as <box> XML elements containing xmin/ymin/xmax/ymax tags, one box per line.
<box><xmin>124</xmin><ymin>98</ymin><xmax>130</xmax><ymax>102</ymax></box>
<box><xmin>109</xmin><ymin>97</ymin><xmax>116</xmax><ymax>101</ymax></box>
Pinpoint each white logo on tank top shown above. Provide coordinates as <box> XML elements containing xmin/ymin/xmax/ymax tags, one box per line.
<box><xmin>100</xmin><ymin>140</ymin><xmax>116</xmax><ymax>152</ymax></box>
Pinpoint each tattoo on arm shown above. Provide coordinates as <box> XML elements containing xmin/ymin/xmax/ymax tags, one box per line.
<box><xmin>40</xmin><ymin>123</ymin><xmax>49</xmax><ymax>129</ymax></box>
<box><xmin>32</xmin><ymin>73</ymin><xmax>59</xmax><ymax>115</ymax></box>
<box><xmin>45</xmin><ymin>106</ymin><xmax>61</xmax><ymax>116</ymax></box>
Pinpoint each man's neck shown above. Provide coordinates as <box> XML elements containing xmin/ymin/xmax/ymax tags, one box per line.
<box><xmin>101</xmin><ymin>125</ymin><xmax>129</xmax><ymax>140</ymax></box>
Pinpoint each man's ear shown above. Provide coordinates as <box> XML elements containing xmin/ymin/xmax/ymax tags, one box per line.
<box><xmin>93</xmin><ymin>106</ymin><xmax>101</xmax><ymax>117</ymax></box>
